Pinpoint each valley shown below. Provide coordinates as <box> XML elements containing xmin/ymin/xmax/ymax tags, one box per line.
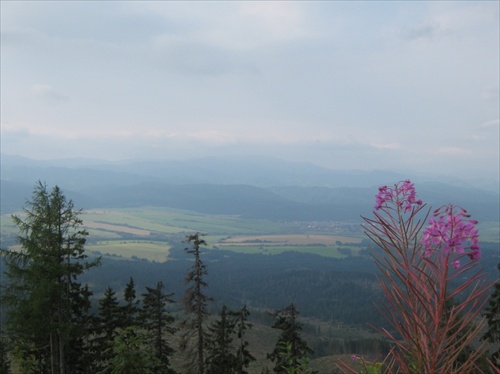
<box><xmin>1</xmin><ymin>156</ymin><xmax>499</xmax><ymax>372</ymax></box>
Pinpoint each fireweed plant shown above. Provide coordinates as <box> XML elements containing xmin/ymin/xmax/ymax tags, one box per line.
<box><xmin>338</xmin><ymin>180</ymin><xmax>493</xmax><ymax>373</ymax></box>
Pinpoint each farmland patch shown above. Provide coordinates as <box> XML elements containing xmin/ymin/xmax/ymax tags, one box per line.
<box><xmin>87</xmin><ymin>241</ymin><xmax>170</xmax><ymax>262</ymax></box>
<box><xmin>84</xmin><ymin>221</ymin><xmax>151</xmax><ymax>236</ymax></box>
<box><xmin>218</xmin><ymin>234</ymin><xmax>362</xmax><ymax>246</ymax></box>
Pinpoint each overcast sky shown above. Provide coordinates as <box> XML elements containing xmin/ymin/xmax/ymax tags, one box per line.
<box><xmin>1</xmin><ymin>1</ymin><xmax>499</xmax><ymax>180</ymax></box>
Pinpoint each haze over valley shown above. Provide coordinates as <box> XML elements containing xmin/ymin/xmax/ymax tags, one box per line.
<box><xmin>1</xmin><ymin>2</ymin><xmax>499</xmax><ymax>371</ymax></box>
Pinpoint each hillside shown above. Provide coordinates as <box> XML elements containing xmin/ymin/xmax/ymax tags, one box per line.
<box><xmin>1</xmin><ymin>155</ymin><xmax>499</xmax><ymax>221</ymax></box>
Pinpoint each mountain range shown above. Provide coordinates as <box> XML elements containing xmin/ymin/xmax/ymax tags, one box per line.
<box><xmin>1</xmin><ymin>154</ymin><xmax>499</xmax><ymax>221</ymax></box>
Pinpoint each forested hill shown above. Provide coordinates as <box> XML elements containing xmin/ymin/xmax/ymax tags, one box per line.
<box><xmin>1</xmin><ymin>154</ymin><xmax>499</xmax><ymax>221</ymax></box>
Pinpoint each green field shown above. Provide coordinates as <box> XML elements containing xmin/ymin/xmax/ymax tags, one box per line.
<box><xmin>77</xmin><ymin>208</ymin><xmax>367</xmax><ymax>260</ymax></box>
<box><xmin>2</xmin><ymin>206</ymin><xmax>498</xmax><ymax>262</ymax></box>
<box><xmin>82</xmin><ymin>207</ymin><xmax>297</xmax><ymax>236</ymax></box>
<box><xmin>87</xmin><ymin>240</ymin><xmax>171</xmax><ymax>262</ymax></box>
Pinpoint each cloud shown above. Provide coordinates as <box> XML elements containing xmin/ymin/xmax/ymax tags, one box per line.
<box><xmin>370</xmin><ymin>143</ymin><xmax>402</xmax><ymax>150</ymax></box>
<box><xmin>130</xmin><ymin>1</ymin><xmax>312</xmax><ymax>59</ymax></box>
<box><xmin>152</xmin><ymin>38</ymin><xmax>261</xmax><ymax>76</ymax></box>
<box><xmin>479</xmin><ymin>119</ymin><xmax>500</xmax><ymax>128</ymax></box>
<box><xmin>238</xmin><ymin>2</ymin><xmax>311</xmax><ymax>44</ymax></box>
<box><xmin>1</xmin><ymin>1</ymin><xmax>498</xmax><ymax>181</ymax></box>
<box><xmin>0</xmin><ymin>123</ymin><xmax>31</xmax><ymax>143</ymax></box>
<box><xmin>402</xmin><ymin>23</ymin><xmax>446</xmax><ymax>41</ymax></box>
<box><xmin>437</xmin><ymin>147</ymin><xmax>473</xmax><ymax>156</ymax></box>
<box><xmin>30</xmin><ymin>84</ymin><xmax>69</xmax><ymax>103</ymax></box>
<box><xmin>481</xmin><ymin>88</ymin><xmax>499</xmax><ymax>101</ymax></box>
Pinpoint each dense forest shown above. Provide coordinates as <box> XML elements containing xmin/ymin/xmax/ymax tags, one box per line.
<box><xmin>0</xmin><ymin>182</ymin><xmax>498</xmax><ymax>373</ymax></box>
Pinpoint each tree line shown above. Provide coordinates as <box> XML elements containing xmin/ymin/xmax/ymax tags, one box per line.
<box><xmin>0</xmin><ymin>183</ymin><xmax>317</xmax><ymax>373</ymax></box>
<box><xmin>0</xmin><ymin>182</ymin><xmax>498</xmax><ymax>373</ymax></box>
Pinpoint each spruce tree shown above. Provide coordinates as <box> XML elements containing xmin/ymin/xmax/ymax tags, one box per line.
<box><xmin>98</xmin><ymin>326</ymin><xmax>161</xmax><ymax>374</ymax></box>
<box><xmin>1</xmin><ymin>182</ymin><xmax>99</xmax><ymax>373</ymax></box>
<box><xmin>67</xmin><ymin>283</ymin><xmax>95</xmax><ymax>373</ymax></box>
<box><xmin>140</xmin><ymin>281</ymin><xmax>177</xmax><ymax>373</ymax></box>
<box><xmin>180</xmin><ymin>233</ymin><xmax>212</xmax><ymax>374</ymax></box>
<box><xmin>233</xmin><ymin>305</ymin><xmax>255</xmax><ymax>374</ymax></box>
<box><xmin>267</xmin><ymin>304</ymin><xmax>313</xmax><ymax>373</ymax></box>
<box><xmin>205</xmin><ymin>305</ymin><xmax>255</xmax><ymax>374</ymax></box>
<box><xmin>205</xmin><ymin>305</ymin><xmax>237</xmax><ymax>373</ymax></box>
<box><xmin>122</xmin><ymin>277</ymin><xmax>139</xmax><ymax>328</ymax></box>
<box><xmin>95</xmin><ymin>287</ymin><xmax>122</xmax><ymax>371</ymax></box>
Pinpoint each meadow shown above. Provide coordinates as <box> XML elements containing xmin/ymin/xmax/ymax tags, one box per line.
<box><xmin>1</xmin><ymin>206</ymin><xmax>498</xmax><ymax>262</ymax></box>
<box><xmin>82</xmin><ymin>207</ymin><xmax>296</xmax><ymax>236</ymax></box>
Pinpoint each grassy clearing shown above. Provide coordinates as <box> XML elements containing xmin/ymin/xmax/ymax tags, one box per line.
<box><xmin>4</xmin><ymin>207</ymin><xmax>497</xmax><ymax>262</ymax></box>
<box><xmin>86</xmin><ymin>241</ymin><xmax>170</xmax><ymax>262</ymax></box>
<box><xmin>84</xmin><ymin>221</ymin><xmax>150</xmax><ymax>236</ymax></box>
<box><xmin>215</xmin><ymin>234</ymin><xmax>363</xmax><ymax>257</ymax></box>
<box><xmin>83</xmin><ymin>209</ymin><xmax>182</xmax><ymax>235</ymax></box>
<box><xmin>84</xmin><ymin>229</ymin><xmax>122</xmax><ymax>240</ymax></box>
<box><xmin>3</xmin><ymin>208</ymin><xmax>365</xmax><ymax>260</ymax></box>
<box><xmin>82</xmin><ymin>207</ymin><xmax>293</xmax><ymax>237</ymax></box>
<box><xmin>219</xmin><ymin>234</ymin><xmax>362</xmax><ymax>246</ymax></box>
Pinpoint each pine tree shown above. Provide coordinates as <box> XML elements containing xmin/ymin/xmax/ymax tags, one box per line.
<box><xmin>66</xmin><ymin>283</ymin><xmax>95</xmax><ymax>373</ymax></box>
<box><xmin>267</xmin><ymin>304</ymin><xmax>313</xmax><ymax>373</ymax></box>
<box><xmin>204</xmin><ymin>305</ymin><xmax>255</xmax><ymax>374</ymax></box>
<box><xmin>180</xmin><ymin>233</ymin><xmax>212</xmax><ymax>374</ymax></box>
<box><xmin>1</xmin><ymin>182</ymin><xmax>100</xmax><ymax>373</ymax></box>
<box><xmin>122</xmin><ymin>277</ymin><xmax>139</xmax><ymax>328</ymax></box>
<box><xmin>98</xmin><ymin>326</ymin><xmax>161</xmax><ymax>374</ymax></box>
<box><xmin>140</xmin><ymin>281</ymin><xmax>177</xmax><ymax>373</ymax></box>
<box><xmin>205</xmin><ymin>305</ymin><xmax>237</xmax><ymax>373</ymax></box>
<box><xmin>233</xmin><ymin>305</ymin><xmax>255</xmax><ymax>374</ymax></box>
<box><xmin>95</xmin><ymin>287</ymin><xmax>122</xmax><ymax>371</ymax></box>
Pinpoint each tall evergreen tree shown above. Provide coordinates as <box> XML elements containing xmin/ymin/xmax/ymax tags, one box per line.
<box><xmin>180</xmin><ymin>233</ymin><xmax>212</xmax><ymax>374</ymax></box>
<box><xmin>95</xmin><ymin>287</ymin><xmax>122</xmax><ymax>372</ymax></box>
<box><xmin>98</xmin><ymin>326</ymin><xmax>161</xmax><ymax>374</ymax></box>
<box><xmin>1</xmin><ymin>182</ymin><xmax>99</xmax><ymax>374</ymax></box>
<box><xmin>140</xmin><ymin>281</ymin><xmax>177</xmax><ymax>373</ymax></box>
<box><xmin>66</xmin><ymin>283</ymin><xmax>95</xmax><ymax>373</ymax></box>
<box><xmin>205</xmin><ymin>305</ymin><xmax>237</xmax><ymax>374</ymax></box>
<box><xmin>267</xmin><ymin>304</ymin><xmax>313</xmax><ymax>374</ymax></box>
<box><xmin>233</xmin><ymin>305</ymin><xmax>255</xmax><ymax>374</ymax></box>
<box><xmin>122</xmin><ymin>277</ymin><xmax>139</xmax><ymax>328</ymax></box>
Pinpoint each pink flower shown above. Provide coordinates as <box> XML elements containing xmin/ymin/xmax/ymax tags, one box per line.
<box><xmin>374</xmin><ymin>180</ymin><xmax>422</xmax><ymax>212</ymax></box>
<box><xmin>351</xmin><ymin>355</ymin><xmax>361</xmax><ymax>361</ymax></box>
<box><xmin>421</xmin><ymin>204</ymin><xmax>480</xmax><ymax>265</ymax></box>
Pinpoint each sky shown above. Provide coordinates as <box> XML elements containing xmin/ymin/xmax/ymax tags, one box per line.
<box><xmin>1</xmin><ymin>1</ymin><xmax>499</xmax><ymax>180</ymax></box>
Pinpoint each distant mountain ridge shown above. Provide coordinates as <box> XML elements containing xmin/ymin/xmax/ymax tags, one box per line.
<box><xmin>1</xmin><ymin>154</ymin><xmax>498</xmax><ymax>221</ymax></box>
<box><xmin>3</xmin><ymin>153</ymin><xmax>499</xmax><ymax>189</ymax></box>
<box><xmin>1</xmin><ymin>153</ymin><xmax>408</xmax><ymax>188</ymax></box>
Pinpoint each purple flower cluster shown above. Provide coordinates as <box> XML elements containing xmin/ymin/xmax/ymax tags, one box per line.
<box><xmin>375</xmin><ymin>180</ymin><xmax>422</xmax><ymax>212</ymax></box>
<box><xmin>421</xmin><ymin>204</ymin><xmax>480</xmax><ymax>268</ymax></box>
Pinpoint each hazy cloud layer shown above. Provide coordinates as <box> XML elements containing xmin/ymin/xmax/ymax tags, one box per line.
<box><xmin>1</xmin><ymin>1</ymin><xmax>498</xmax><ymax>180</ymax></box>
